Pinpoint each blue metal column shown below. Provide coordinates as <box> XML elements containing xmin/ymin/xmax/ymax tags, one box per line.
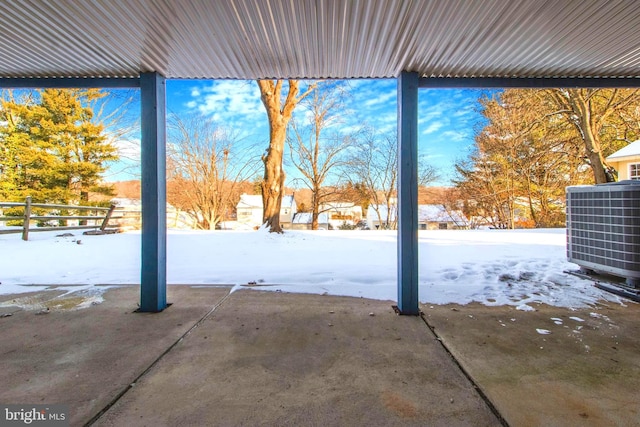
<box><xmin>397</xmin><ymin>71</ymin><xmax>419</xmax><ymax>315</ymax></box>
<box><xmin>139</xmin><ymin>72</ymin><xmax>167</xmax><ymax>312</ymax></box>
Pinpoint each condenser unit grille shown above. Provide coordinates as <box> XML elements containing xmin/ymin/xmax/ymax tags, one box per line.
<box><xmin>567</xmin><ymin>181</ymin><xmax>640</xmax><ymax>282</ymax></box>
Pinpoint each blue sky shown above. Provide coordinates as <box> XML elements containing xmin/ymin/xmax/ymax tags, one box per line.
<box><xmin>106</xmin><ymin>79</ymin><xmax>493</xmax><ymax>186</ymax></box>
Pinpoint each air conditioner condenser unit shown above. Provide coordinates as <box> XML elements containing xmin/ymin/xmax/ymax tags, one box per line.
<box><xmin>566</xmin><ymin>180</ymin><xmax>640</xmax><ymax>292</ymax></box>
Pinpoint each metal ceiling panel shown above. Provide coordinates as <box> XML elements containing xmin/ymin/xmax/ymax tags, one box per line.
<box><xmin>0</xmin><ymin>0</ymin><xmax>639</xmax><ymax>79</ymax></box>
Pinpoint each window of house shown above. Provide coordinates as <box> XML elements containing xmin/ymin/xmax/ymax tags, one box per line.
<box><xmin>438</xmin><ymin>223</ymin><xmax>448</xmax><ymax>230</ymax></box>
<box><xmin>630</xmin><ymin>163</ymin><xmax>640</xmax><ymax>180</ymax></box>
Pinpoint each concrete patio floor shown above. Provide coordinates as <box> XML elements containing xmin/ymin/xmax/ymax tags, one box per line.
<box><xmin>0</xmin><ymin>285</ymin><xmax>637</xmax><ymax>426</ymax></box>
<box><xmin>423</xmin><ymin>300</ymin><xmax>640</xmax><ymax>427</ymax></box>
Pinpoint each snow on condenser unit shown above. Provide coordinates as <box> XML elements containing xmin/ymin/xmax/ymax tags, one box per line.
<box><xmin>566</xmin><ymin>180</ymin><xmax>640</xmax><ymax>288</ymax></box>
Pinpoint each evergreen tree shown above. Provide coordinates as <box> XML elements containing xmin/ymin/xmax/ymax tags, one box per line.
<box><xmin>0</xmin><ymin>89</ymin><xmax>117</xmax><ymax>203</ymax></box>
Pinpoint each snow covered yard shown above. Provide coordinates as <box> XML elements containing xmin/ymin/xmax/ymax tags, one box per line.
<box><xmin>0</xmin><ymin>228</ymin><xmax>624</xmax><ymax>309</ymax></box>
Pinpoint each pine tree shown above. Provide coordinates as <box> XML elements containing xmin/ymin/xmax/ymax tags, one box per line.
<box><xmin>0</xmin><ymin>89</ymin><xmax>117</xmax><ymax>203</ymax></box>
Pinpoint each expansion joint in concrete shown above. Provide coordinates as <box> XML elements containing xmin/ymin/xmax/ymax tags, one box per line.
<box><xmin>419</xmin><ymin>313</ymin><xmax>510</xmax><ymax>427</ymax></box>
<box><xmin>84</xmin><ymin>287</ymin><xmax>235</xmax><ymax>426</ymax></box>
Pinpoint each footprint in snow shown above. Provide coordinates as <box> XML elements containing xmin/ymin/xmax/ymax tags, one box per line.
<box><xmin>519</xmin><ymin>271</ymin><xmax>536</xmax><ymax>281</ymax></box>
<box><xmin>442</xmin><ymin>272</ymin><xmax>459</xmax><ymax>281</ymax></box>
<box><xmin>498</xmin><ymin>273</ymin><xmax>517</xmax><ymax>282</ymax></box>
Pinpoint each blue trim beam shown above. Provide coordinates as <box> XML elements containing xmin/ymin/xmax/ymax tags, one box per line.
<box><xmin>139</xmin><ymin>72</ymin><xmax>167</xmax><ymax>312</ymax></box>
<box><xmin>397</xmin><ymin>71</ymin><xmax>420</xmax><ymax>315</ymax></box>
<box><xmin>419</xmin><ymin>77</ymin><xmax>640</xmax><ymax>89</ymax></box>
<box><xmin>0</xmin><ymin>77</ymin><xmax>140</xmax><ymax>88</ymax></box>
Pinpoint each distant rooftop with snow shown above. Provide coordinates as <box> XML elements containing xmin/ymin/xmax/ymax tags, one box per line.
<box><xmin>418</xmin><ymin>205</ymin><xmax>468</xmax><ymax>224</ymax></box>
<box><xmin>237</xmin><ymin>194</ymin><xmax>295</xmax><ymax>209</ymax></box>
<box><xmin>367</xmin><ymin>204</ymin><xmax>467</xmax><ymax>224</ymax></box>
<box><xmin>607</xmin><ymin>140</ymin><xmax>640</xmax><ymax>160</ymax></box>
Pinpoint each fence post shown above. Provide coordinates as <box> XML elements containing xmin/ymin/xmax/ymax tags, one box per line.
<box><xmin>22</xmin><ymin>196</ymin><xmax>32</xmax><ymax>241</ymax></box>
<box><xmin>100</xmin><ymin>204</ymin><xmax>116</xmax><ymax>231</ymax></box>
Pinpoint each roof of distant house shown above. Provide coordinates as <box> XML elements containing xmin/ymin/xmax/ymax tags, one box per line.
<box><xmin>607</xmin><ymin>140</ymin><xmax>640</xmax><ymax>160</ymax></box>
<box><xmin>282</xmin><ymin>195</ymin><xmax>296</xmax><ymax>209</ymax></box>
<box><xmin>111</xmin><ymin>197</ymin><xmax>176</xmax><ymax>210</ymax></box>
<box><xmin>237</xmin><ymin>195</ymin><xmax>262</xmax><ymax>209</ymax></box>
<box><xmin>367</xmin><ymin>204</ymin><xmax>396</xmax><ymax>222</ymax></box>
<box><xmin>237</xmin><ymin>194</ymin><xmax>296</xmax><ymax>209</ymax></box>
<box><xmin>320</xmin><ymin>202</ymin><xmax>363</xmax><ymax>212</ymax></box>
<box><xmin>418</xmin><ymin>205</ymin><xmax>468</xmax><ymax>224</ymax></box>
<box><xmin>367</xmin><ymin>204</ymin><xmax>467</xmax><ymax>224</ymax></box>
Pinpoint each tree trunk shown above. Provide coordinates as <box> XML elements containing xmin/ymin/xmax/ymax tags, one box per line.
<box><xmin>79</xmin><ymin>190</ymin><xmax>89</xmax><ymax>225</ymax></box>
<box><xmin>582</xmin><ymin>125</ymin><xmax>609</xmax><ymax>184</ymax></box>
<box><xmin>551</xmin><ymin>89</ymin><xmax>612</xmax><ymax>184</ymax></box>
<box><xmin>258</xmin><ymin>79</ymin><xmax>315</xmax><ymax>233</ymax></box>
<box><xmin>311</xmin><ymin>187</ymin><xmax>319</xmax><ymax>230</ymax></box>
<box><xmin>261</xmin><ymin>126</ymin><xmax>286</xmax><ymax>233</ymax></box>
<box><xmin>574</xmin><ymin>94</ymin><xmax>609</xmax><ymax>184</ymax></box>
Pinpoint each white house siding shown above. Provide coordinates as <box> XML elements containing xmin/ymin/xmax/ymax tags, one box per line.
<box><xmin>367</xmin><ymin>204</ymin><xmax>468</xmax><ymax>230</ymax></box>
<box><xmin>366</xmin><ymin>204</ymin><xmax>397</xmax><ymax>230</ymax></box>
<box><xmin>291</xmin><ymin>212</ymin><xmax>330</xmax><ymax>230</ymax></box>
<box><xmin>607</xmin><ymin>140</ymin><xmax>640</xmax><ymax>181</ymax></box>
<box><xmin>320</xmin><ymin>202</ymin><xmax>363</xmax><ymax>228</ymax></box>
<box><xmin>236</xmin><ymin>194</ymin><xmax>297</xmax><ymax>230</ymax></box>
<box><xmin>418</xmin><ymin>205</ymin><xmax>468</xmax><ymax>230</ymax></box>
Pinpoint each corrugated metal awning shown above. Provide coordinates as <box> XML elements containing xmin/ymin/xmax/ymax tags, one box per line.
<box><xmin>0</xmin><ymin>0</ymin><xmax>639</xmax><ymax>80</ymax></box>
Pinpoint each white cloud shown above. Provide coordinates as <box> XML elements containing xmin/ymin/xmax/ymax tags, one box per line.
<box><xmin>362</xmin><ymin>90</ymin><xmax>396</xmax><ymax>107</ymax></box>
<box><xmin>420</xmin><ymin>153</ymin><xmax>446</xmax><ymax>161</ymax></box>
<box><xmin>452</xmin><ymin>105</ymin><xmax>474</xmax><ymax>118</ymax></box>
<box><xmin>191</xmin><ymin>80</ymin><xmax>265</xmax><ymax>122</ymax></box>
<box><xmin>350</xmin><ymin>79</ymin><xmax>396</xmax><ymax>109</ymax></box>
<box><xmin>418</xmin><ymin>104</ymin><xmax>444</xmax><ymax>122</ymax></box>
<box><xmin>422</xmin><ymin>121</ymin><xmax>444</xmax><ymax>135</ymax></box>
<box><xmin>178</xmin><ymin>80</ymin><xmax>270</xmax><ymax>139</ymax></box>
<box><xmin>441</xmin><ymin>130</ymin><xmax>468</xmax><ymax>142</ymax></box>
<box><xmin>112</xmin><ymin>137</ymin><xmax>141</xmax><ymax>161</ymax></box>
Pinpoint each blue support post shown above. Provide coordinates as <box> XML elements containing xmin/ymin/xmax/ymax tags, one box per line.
<box><xmin>139</xmin><ymin>72</ymin><xmax>167</xmax><ymax>312</ymax></box>
<box><xmin>397</xmin><ymin>71</ymin><xmax>420</xmax><ymax>315</ymax></box>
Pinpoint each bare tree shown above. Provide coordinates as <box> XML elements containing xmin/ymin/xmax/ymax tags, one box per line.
<box><xmin>348</xmin><ymin>130</ymin><xmax>398</xmax><ymax>229</ymax></box>
<box><xmin>256</xmin><ymin>79</ymin><xmax>315</xmax><ymax>233</ymax></box>
<box><xmin>94</xmin><ymin>89</ymin><xmax>141</xmax><ymax>182</ymax></box>
<box><xmin>419</xmin><ymin>161</ymin><xmax>440</xmax><ymax>187</ymax></box>
<box><xmin>167</xmin><ymin>115</ymin><xmax>259</xmax><ymax>230</ymax></box>
<box><xmin>545</xmin><ymin>88</ymin><xmax>640</xmax><ymax>184</ymax></box>
<box><xmin>287</xmin><ymin>82</ymin><xmax>353</xmax><ymax>230</ymax></box>
<box><xmin>437</xmin><ymin>187</ymin><xmax>472</xmax><ymax>229</ymax></box>
<box><xmin>453</xmin><ymin>151</ymin><xmax>514</xmax><ymax>229</ymax></box>
<box><xmin>347</xmin><ymin>128</ymin><xmax>440</xmax><ymax>230</ymax></box>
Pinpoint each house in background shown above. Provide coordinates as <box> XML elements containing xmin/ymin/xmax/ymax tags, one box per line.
<box><xmin>606</xmin><ymin>140</ymin><xmax>640</xmax><ymax>180</ymax></box>
<box><xmin>319</xmin><ymin>202</ymin><xmax>363</xmax><ymax>229</ymax></box>
<box><xmin>418</xmin><ymin>205</ymin><xmax>468</xmax><ymax>230</ymax></box>
<box><xmin>366</xmin><ymin>204</ymin><xmax>397</xmax><ymax>230</ymax></box>
<box><xmin>110</xmin><ymin>197</ymin><xmax>196</xmax><ymax>230</ymax></box>
<box><xmin>236</xmin><ymin>194</ymin><xmax>297</xmax><ymax>230</ymax></box>
<box><xmin>291</xmin><ymin>212</ymin><xmax>330</xmax><ymax>230</ymax></box>
<box><xmin>366</xmin><ymin>203</ymin><xmax>468</xmax><ymax>230</ymax></box>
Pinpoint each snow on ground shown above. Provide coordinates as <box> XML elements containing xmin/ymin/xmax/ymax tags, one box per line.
<box><xmin>0</xmin><ymin>228</ymin><xmax>625</xmax><ymax>309</ymax></box>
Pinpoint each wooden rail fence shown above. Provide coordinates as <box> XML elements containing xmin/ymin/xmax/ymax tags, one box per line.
<box><xmin>0</xmin><ymin>196</ymin><xmax>118</xmax><ymax>241</ymax></box>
